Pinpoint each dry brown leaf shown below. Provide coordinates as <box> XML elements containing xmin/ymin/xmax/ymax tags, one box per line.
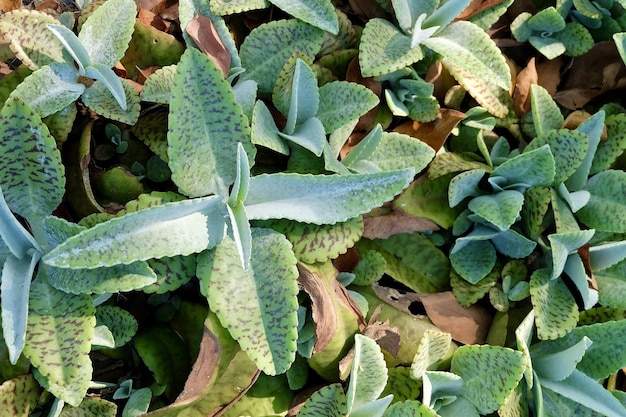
<box><xmin>186</xmin><ymin>14</ymin><xmax>231</xmax><ymax>79</ymax></box>
<box><xmin>419</xmin><ymin>291</ymin><xmax>492</xmax><ymax>344</ymax></box>
<box><xmin>393</xmin><ymin>108</ymin><xmax>466</xmax><ymax>152</ymax></box>
<box><xmin>577</xmin><ymin>245</ymin><xmax>598</xmax><ymax>291</ymax></box>
<box><xmin>333</xmin><ymin>247</ymin><xmax>360</xmax><ymax>273</ymax></box>
<box><xmin>362</xmin><ymin>207</ymin><xmax>439</xmax><ymax>239</ymax></box>
<box><xmin>536</xmin><ymin>57</ymin><xmax>562</xmax><ymax>95</ymax></box>
<box><xmin>456</xmin><ymin>0</ymin><xmax>507</xmax><ymax>21</ymax></box>
<box><xmin>175</xmin><ymin>327</ymin><xmax>221</xmax><ymax>402</ymax></box>
<box><xmin>513</xmin><ymin>57</ymin><xmax>537</xmax><ymax>116</ymax></box>
<box><xmin>0</xmin><ymin>0</ymin><xmax>20</xmax><ymax>12</ymax></box>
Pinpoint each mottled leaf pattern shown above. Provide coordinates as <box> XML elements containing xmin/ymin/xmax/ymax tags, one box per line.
<box><xmin>141</xmin><ymin>255</ymin><xmax>196</xmax><ymax>294</ymax></box>
<box><xmin>58</xmin><ymin>397</ymin><xmax>117</xmax><ymax>416</ymax></box>
<box><xmin>254</xmin><ymin>217</ymin><xmax>363</xmax><ymax>263</ymax></box>
<box><xmin>95</xmin><ymin>305</ymin><xmax>137</xmax><ymax>348</ymax></box>
<box><xmin>383</xmin><ymin>400</ymin><xmax>438</xmax><ymax>417</ymax></box>
<box><xmin>81</xmin><ymin>78</ymin><xmax>140</xmax><ymax>125</ymax></box>
<box><xmin>78</xmin><ymin>0</ymin><xmax>136</xmax><ymax>67</ymax></box>
<box><xmin>450</xmin><ymin>266</ymin><xmax>498</xmax><ymax>307</ymax></box>
<box><xmin>411</xmin><ymin>330</ymin><xmax>453</xmax><ymax>379</ymax></box>
<box><xmin>529</xmin><ymin>84</ymin><xmax>563</xmax><ymax>136</ymax></box>
<box><xmin>450</xmin><ymin>240</ymin><xmax>496</xmax><ymax>284</ymax></box>
<box><xmin>239</xmin><ymin>19</ymin><xmax>324</xmax><ymax>94</ymax></box>
<box><xmin>209</xmin><ymin>0</ymin><xmax>268</xmax><ymax>15</ymax></box>
<box><xmin>0</xmin><ymin>10</ymin><xmax>64</xmax><ymax>70</ymax></box>
<box><xmin>381</xmin><ymin>368</ymin><xmax>422</xmax><ymax>404</ymax></box>
<box><xmin>198</xmin><ymin>229</ymin><xmax>299</xmax><ymax>375</ymax></box>
<box><xmin>245</xmin><ymin>169</ymin><xmax>414</xmax><ymax>225</ymax></box>
<box><xmin>525</xmin><ymin>129</ymin><xmax>588</xmax><ymax>184</ymax></box>
<box><xmin>491</xmin><ymin>145</ymin><xmax>555</xmax><ymax>188</ymax></box>
<box><xmin>352</xmin><ymin>249</ymin><xmax>386</xmax><ymax>286</ymax></box>
<box><xmin>43</xmin><ymin>196</ymin><xmax>226</xmax><ymax>268</ymax></box>
<box><xmin>578</xmin><ymin>170</ymin><xmax>626</xmax><ymax>233</ymax></box>
<box><xmin>451</xmin><ymin>345</ymin><xmax>525</xmax><ymax>414</ymax></box>
<box><xmin>0</xmin><ymin>97</ymin><xmax>65</xmax><ymax>224</ymax></box>
<box><xmin>0</xmin><ymin>375</ymin><xmax>39</xmax><ymax>416</ymax></box>
<box><xmin>468</xmin><ymin>191</ymin><xmax>524</xmax><ymax>231</ymax></box>
<box><xmin>347</xmin><ymin>334</ymin><xmax>388</xmax><ymax>412</ymax></box>
<box><xmin>590</xmin><ymin>114</ymin><xmax>626</xmax><ymax>174</ymax></box>
<box><xmin>130</xmin><ymin>108</ymin><xmax>169</xmax><ymax>162</ymax></box>
<box><xmin>23</xmin><ymin>274</ymin><xmax>95</xmax><ymax>406</ymax></box>
<box><xmin>168</xmin><ymin>48</ymin><xmax>254</xmax><ymax>197</ymax></box>
<box><xmin>317</xmin><ymin>81</ymin><xmax>379</xmax><ymax>133</ymax></box>
<box><xmin>269</xmin><ymin>0</ymin><xmax>338</xmax><ymax>34</ymax></box>
<box><xmin>367</xmin><ymin>132</ymin><xmax>435</xmax><ymax>173</ymax></box>
<box><xmin>529</xmin><ymin>268</ymin><xmax>579</xmax><ymax>340</ymax></box>
<box><xmin>298</xmin><ymin>383</ymin><xmax>348</xmax><ymax>416</ymax></box>
<box><xmin>141</xmin><ymin>65</ymin><xmax>176</xmax><ymax>105</ymax></box>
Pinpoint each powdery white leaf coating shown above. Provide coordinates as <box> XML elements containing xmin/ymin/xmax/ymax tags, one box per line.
<box><xmin>317</xmin><ymin>81</ymin><xmax>379</xmax><ymax>134</ymax></box>
<box><xmin>78</xmin><ymin>0</ymin><xmax>137</xmax><ymax>67</ymax></box>
<box><xmin>269</xmin><ymin>0</ymin><xmax>338</xmax><ymax>34</ymax></box>
<box><xmin>81</xmin><ymin>78</ymin><xmax>140</xmax><ymax>125</ymax></box>
<box><xmin>199</xmin><ymin>229</ymin><xmax>299</xmax><ymax>375</ymax></box>
<box><xmin>245</xmin><ymin>169</ymin><xmax>415</xmax><ymax>225</ymax></box>
<box><xmin>347</xmin><ymin>334</ymin><xmax>388</xmax><ymax>411</ymax></box>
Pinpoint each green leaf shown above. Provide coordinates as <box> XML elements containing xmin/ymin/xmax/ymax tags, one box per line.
<box><xmin>532</xmin><ymin>336</ymin><xmax>591</xmax><ymax>381</ymax></box>
<box><xmin>341</xmin><ymin>124</ymin><xmax>383</xmax><ymax>169</ymax></box>
<box><xmin>81</xmin><ymin>77</ymin><xmax>140</xmax><ymax>124</ymax></box>
<box><xmin>347</xmin><ymin>334</ymin><xmax>388</xmax><ymax>413</ymax></box>
<box><xmin>451</xmin><ymin>345</ymin><xmax>525</xmax><ymax>414</ymax></box>
<box><xmin>555</xmin><ymin>22</ymin><xmax>594</xmax><ymax>56</ymax></box>
<box><xmin>141</xmin><ymin>255</ymin><xmax>196</xmax><ymax>294</ymax></box>
<box><xmin>95</xmin><ymin>305</ymin><xmax>137</xmax><ymax>348</ymax></box>
<box><xmin>282</xmin><ymin>58</ymin><xmax>319</xmax><ymax>134</ymax></box>
<box><xmin>273</xmin><ymin>53</ymin><xmax>314</xmax><ymax>120</ymax></box>
<box><xmin>83</xmin><ymin>63</ymin><xmax>128</xmax><ymax>110</ymax></box>
<box><xmin>43</xmin><ymin>196</ymin><xmax>226</xmax><ymax>269</ymax></box>
<box><xmin>168</xmin><ymin>48</ymin><xmax>255</xmax><ymax>197</ymax></box>
<box><xmin>23</xmin><ymin>273</ymin><xmax>95</xmax><ymax>406</ymax></box>
<box><xmin>277</xmin><ymin>116</ymin><xmax>326</xmax><ymax>156</ymax></box>
<box><xmin>530</xmin><ymin>84</ymin><xmax>563</xmax><ymax>137</ymax></box>
<box><xmin>590</xmin><ymin>113</ymin><xmax>626</xmax><ymax>174</ymax></box>
<box><xmin>0</xmin><ymin>96</ymin><xmax>65</xmax><ymax>225</ymax></box>
<box><xmin>468</xmin><ymin>190</ymin><xmax>524</xmax><ymax>231</ymax></box>
<box><xmin>251</xmin><ymin>100</ymin><xmax>288</xmax><ymax>155</ymax></box>
<box><xmin>352</xmin><ymin>249</ymin><xmax>386</xmax><ymax>286</ymax></box>
<box><xmin>59</xmin><ymin>397</ymin><xmax>117</xmax><ymax>417</ymax></box>
<box><xmin>78</xmin><ymin>0</ymin><xmax>137</xmax><ymax>67</ymax></box>
<box><xmin>529</xmin><ymin>268</ymin><xmax>579</xmax><ymax>340</ymax></box>
<box><xmin>0</xmin><ymin>375</ymin><xmax>39</xmax><ymax>416</ymax></box>
<box><xmin>614</xmin><ymin>32</ymin><xmax>626</xmax><ymax>66</ymax></box>
<box><xmin>422</xmin><ymin>370</ymin><xmax>463</xmax><ymax>408</ymax></box>
<box><xmin>317</xmin><ymin>81</ymin><xmax>379</xmax><ymax>134</ymax></box>
<box><xmin>254</xmin><ymin>217</ymin><xmax>363</xmax><ymax>264</ymax></box>
<box><xmin>548</xmin><ymin>230</ymin><xmax>595</xmax><ymax>279</ymax></box>
<box><xmin>239</xmin><ymin>19</ymin><xmax>324</xmax><ymax>94</ymax></box>
<box><xmin>2</xmin><ymin>252</ymin><xmax>39</xmax><ymax>364</ymax></box>
<box><xmin>566</xmin><ymin>110</ymin><xmax>605</xmax><ymax>191</ymax></box>
<box><xmin>198</xmin><ymin>229</ymin><xmax>299</xmax><ymax>375</ymax></box>
<box><xmin>527</xmin><ymin>6</ymin><xmax>566</xmax><ymax>32</ymax></box>
<box><xmin>9</xmin><ymin>63</ymin><xmax>83</xmax><ymax>118</ymax></box>
<box><xmin>140</xmin><ymin>65</ymin><xmax>176</xmax><ymax>104</ymax></box>
<box><xmin>0</xmin><ymin>187</ymin><xmax>40</xmax><ymax>259</ymax></box>
<box><xmin>578</xmin><ymin>170</ymin><xmax>626</xmax><ymax>233</ymax></box>
<box><xmin>450</xmin><ymin>264</ymin><xmax>498</xmax><ymax>307</ymax></box>
<box><xmin>491</xmin><ymin>229</ymin><xmax>537</xmax><ymax>259</ymax></box>
<box><xmin>46</xmin><ymin>262</ymin><xmax>156</xmax><ymax>294</ymax></box>
<box><xmin>0</xmin><ymin>10</ymin><xmax>65</xmax><ymax>70</ymax></box>
<box><xmin>367</xmin><ymin>132</ymin><xmax>435</xmax><ymax>173</ymax></box>
<box><xmin>423</xmin><ymin>21</ymin><xmax>510</xmax><ymax>90</ymax></box>
<box><xmin>593</xmin><ymin>258</ymin><xmax>626</xmax><ymax>309</ymax></box>
<box><xmin>298</xmin><ymin>383</ymin><xmax>348</xmax><ymax>416</ymax></box>
<box><xmin>383</xmin><ymin>400</ymin><xmax>438</xmax><ymax>417</ymax></box>
<box><xmin>359</xmin><ymin>19</ymin><xmax>422</xmax><ymax>77</ymax></box>
<box><xmin>424</xmin><ymin>0</ymin><xmax>472</xmax><ymax>29</ymax></box>
<box><xmin>46</xmin><ymin>23</ymin><xmax>91</xmax><ymax>72</ymax></box>
<box><xmin>209</xmin><ymin>0</ymin><xmax>268</xmax><ymax>15</ymax></box>
<box><xmin>391</xmin><ymin>0</ymin><xmax>437</xmax><ymax>34</ymax></box>
<box><xmin>525</xmin><ymin>129</ymin><xmax>588</xmax><ymax>184</ymax></box>
<box><xmin>450</xmin><ymin>239</ymin><xmax>496</xmax><ymax>284</ymax></box>
<box><xmin>269</xmin><ymin>0</ymin><xmax>338</xmax><ymax>34</ymax></box>
<box><xmin>244</xmin><ymin>169</ymin><xmax>415</xmax><ymax>225</ymax></box>
<box><xmin>410</xmin><ymin>330</ymin><xmax>452</xmax><ymax>380</ymax></box>
<box><xmin>448</xmin><ymin>169</ymin><xmax>486</xmax><ymax>208</ymax></box>
<box><xmin>490</xmin><ymin>145</ymin><xmax>556</xmax><ymax>189</ymax></box>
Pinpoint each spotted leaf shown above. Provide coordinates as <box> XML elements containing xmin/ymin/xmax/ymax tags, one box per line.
<box><xmin>0</xmin><ymin>375</ymin><xmax>39</xmax><ymax>416</ymax></box>
<box><xmin>411</xmin><ymin>330</ymin><xmax>453</xmax><ymax>380</ymax></box>
<box><xmin>198</xmin><ymin>229</ymin><xmax>299</xmax><ymax>375</ymax></box>
<box><xmin>525</xmin><ymin>129</ymin><xmax>588</xmax><ymax>185</ymax></box>
<box><xmin>347</xmin><ymin>334</ymin><xmax>391</xmax><ymax>414</ymax></box>
<box><xmin>81</xmin><ymin>78</ymin><xmax>140</xmax><ymax>125</ymax></box>
<box><xmin>529</xmin><ymin>268</ymin><xmax>578</xmax><ymax>340</ymax></box>
<box><xmin>95</xmin><ymin>305</ymin><xmax>137</xmax><ymax>348</ymax></box>
<box><xmin>168</xmin><ymin>48</ymin><xmax>255</xmax><ymax>197</ymax></box>
<box><xmin>141</xmin><ymin>255</ymin><xmax>197</xmax><ymax>294</ymax></box>
<box><xmin>209</xmin><ymin>0</ymin><xmax>268</xmax><ymax>15</ymax></box>
<box><xmin>58</xmin><ymin>397</ymin><xmax>117</xmax><ymax>416</ymax></box>
<box><xmin>590</xmin><ymin>113</ymin><xmax>626</xmax><ymax>175</ymax></box>
<box><xmin>578</xmin><ymin>170</ymin><xmax>626</xmax><ymax>233</ymax></box>
<box><xmin>317</xmin><ymin>81</ymin><xmax>379</xmax><ymax>134</ymax></box>
<box><xmin>140</xmin><ymin>65</ymin><xmax>176</xmax><ymax>105</ymax></box>
<box><xmin>383</xmin><ymin>400</ymin><xmax>438</xmax><ymax>417</ymax></box>
<box><xmin>468</xmin><ymin>190</ymin><xmax>524</xmax><ymax>231</ymax></box>
<box><xmin>529</xmin><ymin>84</ymin><xmax>563</xmax><ymax>137</ymax></box>
<box><xmin>298</xmin><ymin>383</ymin><xmax>348</xmax><ymax>416</ymax></box>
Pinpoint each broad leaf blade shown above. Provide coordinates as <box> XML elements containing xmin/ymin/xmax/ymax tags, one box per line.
<box><xmin>46</xmin><ymin>24</ymin><xmax>91</xmax><ymax>72</ymax></box>
<box><xmin>529</xmin><ymin>84</ymin><xmax>564</xmax><ymax>137</ymax></box>
<box><xmin>525</xmin><ymin>129</ymin><xmax>588</xmax><ymax>185</ymax></box>
<box><xmin>317</xmin><ymin>81</ymin><xmax>379</xmax><ymax>134</ymax></box>
<box><xmin>168</xmin><ymin>48</ymin><xmax>255</xmax><ymax>197</ymax></box>
<box><xmin>0</xmin><ymin>375</ymin><xmax>40</xmax><ymax>416</ymax></box>
<box><xmin>298</xmin><ymin>383</ymin><xmax>348</xmax><ymax>416</ymax></box>
<box><xmin>578</xmin><ymin>170</ymin><xmax>626</xmax><ymax>233</ymax></box>
<box><xmin>0</xmin><ymin>187</ymin><xmax>40</xmax><ymax>259</ymax></box>
<box><xmin>81</xmin><ymin>78</ymin><xmax>140</xmax><ymax>124</ymax></box>
<box><xmin>468</xmin><ymin>190</ymin><xmax>524</xmax><ymax>231</ymax></box>
<box><xmin>198</xmin><ymin>229</ymin><xmax>299</xmax><ymax>375</ymax></box>
<box><xmin>529</xmin><ymin>268</ymin><xmax>578</xmax><ymax>340</ymax></box>
<box><xmin>244</xmin><ymin>169</ymin><xmax>415</xmax><ymax>225</ymax></box>
<box><xmin>78</xmin><ymin>0</ymin><xmax>137</xmax><ymax>67</ymax></box>
<box><xmin>43</xmin><ymin>196</ymin><xmax>226</xmax><ymax>269</ymax></box>
<box><xmin>24</xmin><ymin>273</ymin><xmax>95</xmax><ymax>406</ymax></box>
<box><xmin>268</xmin><ymin>0</ymin><xmax>338</xmax><ymax>34</ymax></box>
<box><xmin>45</xmin><ymin>262</ymin><xmax>156</xmax><ymax>294</ymax></box>
<box><xmin>0</xmin><ymin>97</ymin><xmax>65</xmax><ymax>224</ymax></box>
<box><xmin>347</xmin><ymin>334</ymin><xmax>388</xmax><ymax>412</ymax></box>
<box><xmin>83</xmin><ymin>63</ymin><xmax>128</xmax><ymax>110</ymax></box>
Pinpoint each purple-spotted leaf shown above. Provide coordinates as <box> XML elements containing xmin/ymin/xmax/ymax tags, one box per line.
<box><xmin>468</xmin><ymin>190</ymin><xmax>524</xmax><ymax>231</ymax></box>
<box><xmin>451</xmin><ymin>345</ymin><xmax>525</xmax><ymax>414</ymax></box>
<box><xmin>383</xmin><ymin>400</ymin><xmax>438</xmax><ymax>417</ymax></box>
<box><xmin>269</xmin><ymin>0</ymin><xmax>338</xmax><ymax>34</ymax></box>
<box><xmin>450</xmin><ymin>264</ymin><xmax>499</xmax><ymax>307</ymax></box>
<box><xmin>58</xmin><ymin>397</ymin><xmax>117</xmax><ymax>416</ymax></box>
<box><xmin>410</xmin><ymin>330</ymin><xmax>453</xmax><ymax>380</ymax></box>
<box><xmin>590</xmin><ymin>113</ymin><xmax>626</xmax><ymax>175</ymax></box>
<box><xmin>381</xmin><ymin>368</ymin><xmax>423</xmax><ymax>404</ymax></box>
<box><xmin>141</xmin><ymin>255</ymin><xmax>196</xmax><ymax>294</ymax></box>
<box><xmin>141</xmin><ymin>65</ymin><xmax>176</xmax><ymax>105</ymax></box>
<box><xmin>298</xmin><ymin>383</ymin><xmax>348</xmax><ymax>416</ymax></box>
<box><xmin>81</xmin><ymin>78</ymin><xmax>140</xmax><ymax>125</ymax></box>
<box><xmin>578</xmin><ymin>170</ymin><xmax>626</xmax><ymax>233</ymax></box>
<box><xmin>95</xmin><ymin>305</ymin><xmax>137</xmax><ymax>348</ymax></box>
<box><xmin>24</xmin><ymin>273</ymin><xmax>95</xmax><ymax>406</ymax></box>
<box><xmin>168</xmin><ymin>48</ymin><xmax>255</xmax><ymax>197</ymax></box>
<box><xmin>254</xmin><ymin>216</ymin><xmax>363</xmax><ymax>264</ymax></box>
<box><xmin>209</xmin><ymin>0</ymin><xmax>268</xmax><ymax>15</ymax></box>
<box><xmin>0</xmin><ymin>97</ymin><xmax>65</xmax><ymax>226</ymax></box>
<box><xmin>366</xmin><ymin>132</ymin><xmax>435</xmax><ymax>173</ymax></box>
<box><xmin>529</xmin><ymin>84</ymin><xmax>564</xmax><ymax>137</ymax></box>
<box><xmin>529</xmin><ymin>268</ymin><xmax>578</xmax><ymax>340</ymax></box>
<box><xmin>347</xmin><ymin>334</ymin><xmax>390</xmax><ymax>415</ymax></box>
<box><xmin>244</xmin><ymin>169</ymin><xmax>414</xmax><ymax>225</ymax></box>
<box><xmin>198</xmin><ymin>229</ymin><xmax>299</xmax><ymax>375</ymax></box>
<box><xmin>239</xmin><ymin>19</ymin><xmax>324</xmax><ymax>94</ymax></box>
<box><xmin>317</xmin><ymin>81</ymin><xmax>379</xmax><ymax>134</ymax></box>
<box><xmin>352</xmin><ymin>249</ymin><xmax>386</xmax><ymax>286</ymax></box>
<box><xmin>43</xmin><ymin>195</ymin><xmax>226</xmax><ymax>269</ymax></box>
<box><xmin>525</xmin><ymin>129</ymin><xmax>588</xmax><ymax>185</ymax></box>
<box><xmin>566</xmin><ymin>111</ymin><xmax>605</xmax><ymax>191</ymax></box>
<box><xmin>0</xmin><ymin>375</ymin><xmax>39</xmax><ymax>416</ymax></box>
<box><xmin>359</xmin><ymin>18</ymin><xmax>423</xmax><ymax>77</ymax></box>
<box><xmin>78</xmin><ymin>0</ymin><xmax>136</xmax><ymax>67</ymax></box>
<box><xmin>0</xmin><ymin>10</ymin><xmax>65</xmax><ymax>70</ymax></box>
<box><xmin>130</xmin><ymin>108</ymin><xmax>169</xmax><ymax>162</ymax></box>
<box><xmin>450</xmin><ymin>239</ymin><xmax>497</xmax><ymax>284</ymax></box>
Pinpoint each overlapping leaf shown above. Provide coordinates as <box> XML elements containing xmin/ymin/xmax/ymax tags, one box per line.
<box><xmin>269</xmin><ymin>0</ymin><xmax>338</xmax><ymax>34</ymax></box>
<box><xmin>317</xmin><ymin>81</ymin><xmax>379</xmax><ymax>133</ymax></box>
<box><xmin>298</xmin><ymin>383</ymin><xmax>347</xmax><ymax>416</ymax></box>
<box><xmin>0</xmin><ymin>375</ymin><xmax>39</xmax><ymax>416</ymax></box>
<box><xmin>525</xmin><ymin>129</ymin><xmax>588</xmax><ymax>184</ymax></box>
<box><xmin>578</xmin><ymin>170</ymin><xmax>626</xmax><ymax>233</ymax></box>
<box><xmin>81</xmin><ymin>78</ymin><xmax>140</xmax><ymax>125</ymax></box>
<box><xmin>529</xmin><ymin>268</ymin><xmax>579</xmax><ymax>340</ymax></box>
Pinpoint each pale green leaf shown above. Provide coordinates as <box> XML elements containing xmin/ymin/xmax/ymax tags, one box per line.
<box><xmin>451</xmin><ymin>345</ymin><xmax>525</xmax><ymax>414</ymax></box>
<box><xmin>43</xmin><ymin>196</ymin><xmax>226</xmax><ymax>269</ymax></box>
<box><xmin>532</xmin><ymin>336</ymin><xmax>591</xmax><ymax>381</ymax></box>
<box><xmin>0</xmin><ymin>10</ymin><xmax>65</xmax><ymax>70</ymax></box>
<box><xmin>566</xmin><ymin>110</ymin><xmax>604</xmax><ymax>191</ymax></box>
<box><xmin>449</xmin><ymin>169</ymin><xmax>488</xmax><ymax>207</ymax></box>
<box><xmin>529</xmin><ymin>268</ymin><xmax>578</xmax><ymax>340</ymax></box>
<box><xmin>277</xmin><ymin>116</ymin><xmax>326</xmax><ymax>156</ymax></box>
<box><xmin>282</xmin><ymin>58</ymin><xmax>319</xmax><ymax>134</ymax></box>
<box><xmin>59</xmin><ymin>397</ymin><xmax>117</xmax><ymax>417</ymax></box>
<box><xmin>424</xmin><ymin>0</ymin><xmax>472</xmax><ymax>28</ymax></box>
<box><xmin>298</xmin><ymin>383</ymin><xmax>348</xmax><ymax>416</ymax></box>
<box><xmin>0</xmin><ymin>96</ymin><xmax>65</xmax><ymax>224</ymax></box>
<box><xmin>359</xmin><ymin>18</ymin><xmax>423</xmax><ymax>77</ymax></box>
<box><xmin>530</xmin><ymin>84</ymin><xmax>563</xmax><ymax>137</ymax></box>
<box><xmin>317</xmin><ymin>81</ymin><xmax>379</xmax><ymax>133</ymax></box>
<box><xmin>168</xmin><ymin>48</ymin><xmax>255</xmax><ymax>197</ymax></box>
<box><xmin>590</xmin><ymin>113</ymin><xmax>626</xmax><ymax>174</ymax></box>
<box><xmin>491</xmin><ymin>229</ymin><xmax>537</xmax><ymax>259</ymax></box>
<box><xmin>0</xmin><ymin>187</ymin><xmax>40</xmax><ymax>259</ymax></box>
<box><xmin>391</xmin><ymin>0</ymin><xmax>437</xmax><ymax>34</ymax></box>
<box><xmin>269</xmin><ymin>0</ymin><xmax>338</xmax><ymax>34</ymax></box>
<box><xmin>490</xmin><ymin>145</ymin><xmax>555</xmax><ymax>188</ymax></box>
<box><xmin>410</xmin><ymin>330</ymin><xmax>453</xmax><ymax>380</ymax></box>
<box><xmin>422</xmin><ymin>370</ymin><xmax>463</xmax><ymax>408</ymax></box>
<box><xmin>527</xmin><ymin>6</ymin><xmax>566</xmax><ymax>31</ymax></box>
<box><xmin>209</xmin><ymin>0</ymin><xmax>268</xmax><ymax>15</ymax></box>
<box><xmin>46</xmin><ymin>23</ymin><xmax>90</xmax><ymax>72</ymax></box>
<box><xmin>470</xmin><ymin>0</ymin><xmax>514</xmax><ymax>30</ymax></box>
<box><xmin>254</xmin><ymin>216</ymin><xmax>363</xmax><ymax>264</ymax></box>
<box><xmin>614</xmin><ymin>32</ymin><xmax>626</xmax><ymax>66</ymax></box>
<box><xmin>198</xmin><ymin>229</ymin><xmax>299</xmax><ymax>375</ymax></box>
<box><xmin>272</xmin><ymin>52</ymin><xmax>314</xmax><ymax>119</ymax></box>
<box><xmin>347</xmin><ymin>334</ymin><xmax>388</xmax><ymax>412</ymax></box>
<box><xmin>251</xmin><ymin>100</ymin><xmax>288</xmax><ymax>154</ymax></box>
<box><xmin>78</xmin><ymin>0</ymin><xmax>137</xmax><ymax>67</ymax></box>
<box><xmin>593</xmin><ymin>258</ymin><xmax>626</xmax><ymax>309</ymax></box>
<box><xmin>341</xmin><ymin>124</ymin><xmax>383</xmax><ymax>169</ymax></box>
<box><xmin>130</xmin><ymin>109</ymin><xmax>169</xmax><ymax>162</ymax></box>
<box><xmin>83</xmin><ymin>63</ymin><xmax>127</xmax><ymax>110</ymax></box>
<box><xmin>468</xmin><ymin>190</ymin><xmax>524</xmax><ymax>231</ymax></box>
<box><xmin>548</xmin><ymin>229</ymin><xmax>595</xmax><ymax>279</ymax></box>
<box><xmin>45</xmin><ymin>262</ymin><xmax>156</xmax><ymax>294</ymax></box>
<box><xmin>529</xmin><ymin>35</ymin><xmax>566</xmax><ymax>60</ymax></box>
<box><xmin>239</xmin><ymin>19</ymin><xmax>324</xmax><ymax>94</ymax></box>
<box><xmin>367</xmin><ymin>132</ymin><xmax>435</xmax><ymax>173</ymax></box>
<box><xmin>450</xmin><ymin>239</ymin><xmax>496</xmax><ymax>284</ymax></box>
<box><xmin>423</xmin><ymin>21</ymin><xmax>510</xmax><ymax>90</ymax></box>
<box><xmin>578</xmin><ymin>170</ymin><xmax>626</xmax><ymax>233</ymax></box>
<box><xmin>141</xmin><ymin>255</ymin><xmax>196</xmax><ymax>294</ymax></box>
<box><xmin>555</xmin><ymin>22</ymin><xmax>594</xmax><ymax>56</ymax></box>
<box><xmin>590</xmin><ymin>240</ymin><xmax>626</xmax><ymax>272</ymax></box>
<box><xmin>351</xmin><ymin>249</ymin><xmax>386</xmax><ymax>286</ymax></box>
<box><xmin>229</xmin><ymin>142</ymin><xmax>251</xmax><ymax>207</ymax></box>
<box><xmin>81</xmin><ymin>78</ymin><xmax>140</xmax><ymax>124</ymax></box>
<box><xmin>0</xmin><ymin>375</ymin><xmax>40</xmax><ymax>416</ymax></box>
<box><xmin>141</xmin><ymin>65</ymin><xmax>176</xmax><ymax>104</ymax></box>
<box><xmin>245</xmin><ymin>169</ymin><xmax>414</xmax><ymax>225</ymax></box>
<box><xmin>525</xmin><ymin>129</ymin><xmax>588</xmax><ymax>184</ymax></box>
<box><xmin>95</xmin><ymin>305</ymin><xmax>137</xmax><ymax>348</ymax></box>
<box><xmin>227</xmin><ymin>203</ymin><xmax>252</xmax><ymax>271</ymax></box>
<box><xmin>383</xmin><ymin>400</ymin><xmax>438</xmax><ymax>417</ymax></box>
<box><xmin>24</xmin><ymin>273</ymin><xmax>95</xmax><ymax>406</ymax></box>
<box><xmin>350</xmin><ymin>396</ymin><xmax>393</xmax><ymax>417</ymax></box>
<box><xmin>9</xmin><ymin>63</ymin><xmax>82</xmax><ymax>118</ymax></box>
<box><xmin>450</xmin><ymin>265</ymin><xmax>498</xmax><ymax>308</ymax></box>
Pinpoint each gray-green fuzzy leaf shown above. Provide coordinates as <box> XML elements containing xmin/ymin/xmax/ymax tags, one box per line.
<box><xmin>81</xmin><ymin>78</ymin><xmax>140</xmax><ymax>125</ymax></box>
<box><xmin>141</xmin><ymin>255</ymin><xmax>196</xmax><ymax>294</ymax></box>
<box><xmin>251</xmin><ymin>100</ymin><xmax>288</xmax><ymax>154</ymax></box>
<box><xmin>0</xmin><ymin>97</ymin><xmax>65</xmax><ymax>225</ymax></box>
<box><xmin>530</xmin><ymin>84</ymin><xmax>563</xmax><ymax>137</ymax></box>
<box><xmin>317</xmin><ymin>81</ymin><xmax>379</xmax><ymax>134</ymax></box>
<box><xmin>269</xmin><ymin>0</ymin><xmax>338</xmax><ymax>34</ymax></box>
<box><xmin>450</xmin><ymin>239</ymin><xmax>496</xmax><ymax>284</ymax></box>
<box><xmin>578</xmin><ymin>170</ymin><xmax>626</xmax><ymax>233</ymax></box>
<box><xmin>45</xmin><ymin>262</ymin><xmax>156</xmax><ymax>294</ymax></box>
<box><xmin>244</xmin><ymin>169</ymin><xmax>415</xmax><ymax>225</ymax></box>
<box><xmin>78</xmin><ymin>0</ymin><xmax>137</xmax><ymax>67</ymax></box>
<box><xmin>298</xmin><ymin>383</ymin><xmax>348</xmax><ymax>416</ymax></box>
<box><xmin>368</xmin><ymin>132</ymin><xmax>435</xmax><ymax>173</ymax></box>
<box><xmin>239</xmin><ymin>19</ymin><xmax>324</xmax><ymax>94</ymax></box>
<box><xmin>525</xmin><ymin>129</ymin><xmax>588</xmax><ymax>185</ymax></box>
<box><xmin>490</xmin><ymin>145</ymin><xmax>555</xmax><ymax>189</ymax></box>
<box><xmin>347</xmin><ymin>334</ymin><xmax>388</xmax><ymax>413</ymax></box>
<box><xmin>43</xmin><ymin>196</ymin><xmax>226</xmax><ymax>269</ymax></box>
<box><xmin>529</xmin><ymin>268</ymin><xmax>579</xmax><ymax>340</ymax></box>
<box><xmin>168</xmin><ymin>48</ymin><xmax>255</xmax><ymax>197</ymax></box>
<box><xmin>423</xmin><ymin>21</ymin><xmax>511</xmax><ymax>90</ymax></box>
<box><xmin>590</xmin><ymin>113</ymin><xmax>626</xmax><ymax>174</ymax></box>
<box><xmin>468</xmin><ymin>190</ymin><xmax>524</xmax><ymax>231</ymax></box>
<box><xmin>411</xmin><ymin>330</ymin><xmax>453</xmax><ymax>380</ymax></box>
<box><xmin>141</xmin><ymin>65</ymin><xmax>176</xmax><ymax>104</ymax></box>
<box><xmin>95</xmin><ymin>305</ymin><xmax>137</xmax><ymax>348</ymax></box>
<box><xmin>198</xmin><ymin>229</ymin><xmax>299</xmax><ymax>375</ymax></box>
<box><xmin>566</xmin><ymin>110</ymin><xmax>605</xmax><ymax>191</ymax></box>
<box><xmin>24</xmin><ymin>273</ymin><xmax>95</xmax><ymax>406</ymax></box>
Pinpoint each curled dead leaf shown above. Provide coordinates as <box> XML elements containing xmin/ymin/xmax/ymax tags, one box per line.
<box><xmin>393</xmin><ymin>108</ymin><xmax>465</xmax><ymax>152</ymax></box>
<box><xmin>455</xmin><ymin>0</ymin><xmax>508</xmax><ymax>21</ymax></box>
<box><xmin>362</xmin><ymin>207</ymin><xmax>439</xmax><ymax>239</ymax></box>
<box><xmin>513</xmin><ymin>57</ymin><xmax>537</xmax><ymax>116</ymax></box>
<box><xmin>186</xmin><ymin>14</ymin><xmax>231</xmax><ymax>79</ymax></box>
